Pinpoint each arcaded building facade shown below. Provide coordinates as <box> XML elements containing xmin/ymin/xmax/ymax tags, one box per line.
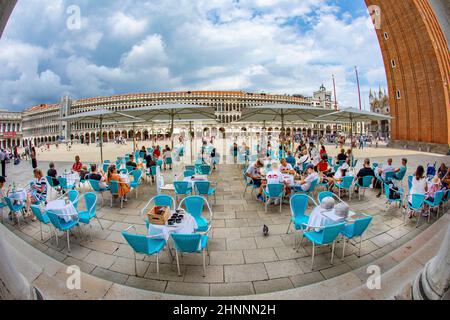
<box><xmin>16</xmin><ymin>88</ymin><xmax>345</xmax><ymax>147</ymax></box>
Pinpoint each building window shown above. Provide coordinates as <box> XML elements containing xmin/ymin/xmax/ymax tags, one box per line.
<box><xmin>391</xmin><ymin>59</ymin><xmax>396</xmax><ymax>68</ymax></box>
<box><xmin>396</xmin><ymin>90</ymin><xmax>401</xmax><ymax>100</ymax></box>
<box><xmin>383</xmin><ymin>32</ymin><xmax>389</xmax><ymax>40</ymax></box>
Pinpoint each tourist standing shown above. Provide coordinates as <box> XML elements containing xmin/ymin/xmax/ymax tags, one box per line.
<box><xmin>0</xmin><ymin>149</ymin><xmax>6</xmax><ymax>178</ymax></box>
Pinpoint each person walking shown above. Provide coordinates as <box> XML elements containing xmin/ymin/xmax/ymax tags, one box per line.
<box><xmin>0</xmin><ymin>149</ymin><xmax>6</xmax><ymax>177</ymax></box>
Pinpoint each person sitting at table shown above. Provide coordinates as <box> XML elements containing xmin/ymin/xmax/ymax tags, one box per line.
<box><xmin>107</xmin><ymin>165</ymin><xmax>131</xmax><ymax>202</ymax></box>
<box><xmin>406</xmin><ymin>166</ymin><xmax>428</xmax><ymax>218</ymax></box>
<box><xmin>245</xmin><ymin>160</ymin><xmax>264</xmax><ymax>200</ymax></box>
<box><xmin>297</xmin><ymin>149</ymin><xmax>310</xmax><ymax>169</ymax></box>
<box><xmin>280</xmin><ymin>158</ymin><xmax>295</xmax><ymax>175</ymax></box>
<box><xmin>126</xmin><ymin>154</ymin><xmax>138</xmax><ymax>170</ymax></box>
<box><xmin>72</xmin><ymin>155</ymin><xmax>83</xmax><ymax>173</ymax></box>
<box><xmin>87</xmin><ymin>164</ymin><xmax>107</xmax><ymax>189</ymax></box>
<box><xmin>441</xmin><ymin>168</ymin><xmax>450</xmax><ymax>189</ymax></box>
<box><xmin>47</xmin><ymin>162</ymin><xmax>59</xmax><ymax>187</ymax></box>
<box><xmin>285</xmin><ymin>151</ymin><xmax>296</xmax><ymax>168</ymax></box>
<box><xmin>152</xmin><ymin>145</ymin><xmax>161</xmax><ymax>159</ymax></box>
<box><xmin>308</xmin><ymin>197</ymin><xmax>335</xmax><ymax>231</ymax></box>
<box><xmin>353</xmin><ymin>158</ymin><xmax>375</xmax><ymax>194</ymax></box>
<box><xmin>328</xmin><ymin>162</ymin><xmax>351</xmax><ymax>191</ymax></box>
<box><xmin>333</xmin><ymin>202</ymin><xmax>350</xmax><ymax>223</ymax></box>
<box><xmin>144</xmin><ymin>154</ymin><xmax>157</xmax><ymax>182</ymax></box>
<box><xmin>437</xmin><ymin>163</ymin><xmax>448</xmax><ymax>180</ymax></box>
<box><xmin>295</xmin><ymin>164</ymin><xmax>318</xmax><ymax>193</ymax></box>
<box><xmin>426</xmin><ymin>176</ymin><xmax>441</xmax><ymax>203</ymax></box>
<box><xmin>256</xmin><ymin>161</ymin><xmax>289</xmax><ymax>204</ymax></box>
<box><xmin>375</xmin><ymin>158</ymin><xmax>395</xmax><ymax>197</ymax></box>
<box><xmin>163</xmin><ymin>147</ymin><xmax>173</xmax><ymax>170</ymax></box>
<box><xmin>394</xmin><ymin>158</ymin><xmax>408</xmax><ymax>180</ymax></box>
<box><xmin>317</xmin><ymin>154</ymin><xmax>330</xmax><ymax>174</ymax></box>
<box><xmin>139</xmin><ymin>146</ymin><xmax>147</xmax><ymax>159</ymax></box>
<box><xmin>26</xmin><ymin>168</ymin><xmax>47</xmax><ymax>221</ymax></box>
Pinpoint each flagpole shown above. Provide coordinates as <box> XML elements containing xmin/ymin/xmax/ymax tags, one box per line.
<box><xmin>355</xmin><ymin>66</ymin><xmax>362</xmax><ymax>111</ymax></box>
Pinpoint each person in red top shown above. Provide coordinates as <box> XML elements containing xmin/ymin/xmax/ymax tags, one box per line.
<box><xmin>319</xmin><ymin>145</ymin><xmax>327</xmax><ymax>157</ymax></box>
<box><xmin>318</xmin><ymin>155</ymin><xmax>330</xmax><ymax>173</ymax></box>
<box><xmin>72</xmin><ymin>155</ymin><xmax>83</xmax><ymax>173</ymax></box>
<box><xmin>152</xmin><ymin>145</ymin><xmax>161</xmax><ymax>159</ymax></box>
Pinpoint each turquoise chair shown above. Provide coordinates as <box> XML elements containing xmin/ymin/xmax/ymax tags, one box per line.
<box><xmin>263</xmin><ymin>183</ymin><xmax>284</xmax><ymax>213</ymax></box>
<box><xmin>146</xmin><ymin>166</ymin><xmax>157</xmax><ymax>185</ymax></box>
<box><xmin>354</xmin><ymin>175</ymin><xmax>374</xmax><ymax>200</ymax></box>
<box><xmin>4</xmin><ymin>197</ymin><xmax>25</xmax><ymax>226</ymax></box>
<box><xmin>104</xmin><ymin>160</ymin><xmax>111</xmax><ymax>164</ymax></box>
<box><xmin>130</xmin><ymin>170</ymin><xmax>143</xmax><ymax>199</ymax></box>
<box><xmin>126</xmin><ymin>166</ymin><xmax>135</xmax><ymax>174</ymax></box>
<box><xmin>335</xmin><ymin>176</ymin><xmax>354</xmax><ymax>199</ymax></box>
<box><xmin>122</xmin><ymin>226</ymin><xmax>167</xmax><ymax>276</ymax></box>
<box><xmin>185</xmin><ymin>165</ymin><xmax>195</xmax><ymax>172</ymax></box>
<box><xmin>171</xmin><ymin>233</ymin><xmax>209</xmax><ymax>277</ymax></box>
<box><xmin>184</xmin><ymin>170</ymin><xmax>195</xmax><ymax>178</ymax></box>
<box><xmin>424</xmin><ymin>190</ymin><xmax>445</xmax><ymax>222</ymax></box>
<box><xmin>0</xmin><ymin>198</ymin><xmax>7</xmax><ymax>223</ymax></box>
<box><xmin>178</xmin><ymin>196</ymin><xmax>213</xmax><ymax>233</ymax></box>
<box><xmin>194</xmin><ymin>181</ymin><xmax>216</xmax><ymax>204</ymax></box>
<box><xmin>109</xmin><ymin>180</ymin><xmax>124</xmax><ymax>208</ymax></box>
<box><xmin>405</xmin><ymin>194</ymin><xmax>427</xmax><ymax>227</ymax></box>
<box><xmin>115</xmin><ymin>159</ymin><xmax>122</xmax><ymax>168</ymax></box>
<box><xmin>46</xmin><ymin>210</ymin><xmax>80</xmax><ymax>252</ymax></box>
<box><xmin>407</xmin><ymin>175</ymin><xmax>413</xmax><ymax>191</ymax></box>
<box><xmin>199</xmin><ymin>165</ymin><xmax>212</xmax><ymax>175</ymax></box>
<box><xmin>301</xmin><ymin>222</ymin><xmax>346</xmax><ymax>270</ymax></box>
<box><xmin>88</xmin><ymin>179</ymin><xmax>109</xmax><ymax>207</ymax></box>
<box><xmin>58</xmin><ymin>177</ymin><xmax>75</xmax><ymax>192</ymax></box>
<box><xmin>174</xmin><ymin>181</ymin><xmax>192</xmax><ymax>205</ymax></box>
<box><xmin>286</xmin><ymin>194</ymin><xmax>314</xmax><ymax>249</ymax></box>
<box><xmin>352</xmin><ymin>159</ymin><xmax>358</xmax><ymax>168</ymax></box>
<box><xmin>156</xmin><ymin>159</ymin><xmax>163</xmax><ymax>169</ymax></box>
<box><xmin>30</xmin><ymin>204</ymin><xmax>53</xmax><ymax>241</ymax></box>
<box><xmin>340</xmin><ymin>214</ymin><xmax>373</xmax><ymax>260</ymax></box>
<box><xmin>67</xmin><ymin>190</ymin><xmax>79</xmax><ymax>210</ymax></box>
<box><xmin>164</xmin><ymin>157</ymin><xmax>173</xmax><ymax>169</ymax></box>
<box><xmin>384</xmin><ymin>183</ymin><xmax>404</xmax><ymax>208</ymax></box>
<box><xmin>102</xmin><ymin>163</ymin><xmax>109</xmax><ymax>173</ymax></box>
<box><xmin>394</xmin><ymin>167</ymin><xmax>407</xmax><ymax>182</ymax></box>
<box><xmin>124</xmin><ymin>155</ymin><xmax>130</xmax><ymax>163</ymax></box>
<box><xmin>294</xmin><ymin>178</ymin><xmax>318</xmax><ymax>196</ymax></box>
<box><xmin>46</xmin><ymin>176</ymin><xmax>61</xmax><ymax>195</ymax></box>
<box><xmin>442</xmin><ymin>191</ymin><xmax>450</xmax><ymax>210</ymax></box>
<box><xmin>78</xmin><ymin>192</ymin><xmax>103</xmax><ymax>240</ymax></box>
<box><xmin>318</xmin><ymin>191</ymin><xmax>337</xmax><ymax>204</ymax></box>
<box><xmin>377</xmin><ymin>171</ymin><xmax>396</xmax><ymax>194</ymax></box>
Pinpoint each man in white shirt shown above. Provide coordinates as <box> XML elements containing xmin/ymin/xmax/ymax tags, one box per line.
<box><xmin>376</xmin><ymin>158</ymin><xmax>395</xmax><ymax>197</ymax></box>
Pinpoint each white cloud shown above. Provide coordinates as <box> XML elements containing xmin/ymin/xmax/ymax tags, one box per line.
<box><xmin>0</xmin><ymin>0</ymin><xmax>387</xmax><ymax>111</ymax></box>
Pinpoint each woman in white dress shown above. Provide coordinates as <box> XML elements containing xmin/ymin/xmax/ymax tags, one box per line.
<box><xmin>408</xmin><ymin>165</ymin><xmax>428</xmax><ymax>218</ymax></box>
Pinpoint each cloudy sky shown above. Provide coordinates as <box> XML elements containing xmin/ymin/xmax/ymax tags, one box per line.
<box><xmin>0</xmin><ymin>0</ymin><xmax>387</xmax><ymax>111</ymax></box>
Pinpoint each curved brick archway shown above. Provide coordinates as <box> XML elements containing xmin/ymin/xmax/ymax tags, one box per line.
<box><xmin>366</xmin><ymin>0</ymin><xmax>450</xmax><ymax>153</ymax></box>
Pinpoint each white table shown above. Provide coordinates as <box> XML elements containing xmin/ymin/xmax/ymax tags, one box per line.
<box><xmin>46</xmin><ymin>199</ymin><xmax>78</xmax><ymax>223</ymax></box>
<box><xmin>62</xmin><ymin>173</ymin><xmax>80</xmax><ymax>187</ymax></box>
<box><xmin>147</xmin><ymin>211</ymin><xmax>198</xmax><ymax>241</ymax></box>
<box><xmin>183</xmin><ymin>175</ymin><xmax>208</xmax><ymax>188</ymax></box>
<box><xmin>308</xmin><ymin>207</ymin><xmax>357</xmax><ymax>231</ymax></box>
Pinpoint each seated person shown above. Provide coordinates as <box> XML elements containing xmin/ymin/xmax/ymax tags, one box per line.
<box><xmin>295</xmin><ymin>164</ymin><xmax>318</xmax><ymax>192</ymax></box>
<box><xmin>145</xmin><ymin>154</ymin><xmax>157</xmax><ymax>182</ymax></box>
<box><xmin>245</xmin><ymin>159</ymin><xmax>264</xmax><ymax>190</ymax></box>
<box><xmin>256</xmin><ymin>162</ymin><xmax>288</xmax><ymax>203</ymax></box>
<box><xmin>332</xmin><ymin>202</ymin><xmax>350</xmax><ymax>223</ymax></box>
<box><xmin>107</xmin><ymin>165</ymin><xmax>131</xmax><ymax>202</ymax></box>
<box><xmin>79</xmin><ymin>165</ymin><xmax>89</xmax><ymax>181</ymax></box>
<box><xmin>71</xmin><ymin>155</ymin><xmax>82</xmax><ymax>173</ymax></box>
<box><xmin>376</xmin><ymin>158</ymin><xmax>395</xmax><ymax>197</ymax></box>
<box><xmin>26</xmin><ymin>168</ymin><xmax>47</xmax><ymax>221</ymax></box>
<box><xmin>394</xmin><ymin>158</ymin><xmax>408</xmax><ymax>179</ymax></box>
<box><xmin>139</xmin><ymin>146</ymin><xmax>147</xmax><ymax>159</ymax></box>
<box><xmin>87</xmin><ymin>164</ymin><xmax>107</xmax><ymax>189</ymax></box>
<box><xmin>126</xmin><ymin>155</ymin><xmax>137</xmax><ymax>169</ymax></box>
<box><xmin>317</xmin><ymin>155</ymin><xmax>330</xmax><ymax>174</ymax></box>
<box><xmin>279</xmin><ymin>158</ymin><xmax>295</xmax><ymax>175</ymax></box>
<box><xmin>437</xmin><ymin>163</ymin><xmax>448</xmax><ymax>179</ymax></box>
<box><xmin>329</xmin><ymin>162</ymin><xmax>351</xmax><ymax>190</ymax></box>
<box><xmin>47</xmin><ymin>162</ymin><xmax>59</xmax><ymax>186</ymax></box>
<box><xmin>285</xmin><ymin>151</ymin><xmax>296</xmax><ymax>168</ymax></box>
<box><xmin>308</xmin><ymin>197</ymin><xmax>335</xmax><ymax>231</ymax></box>
<box><xmin>426</xmin><ymin>176</ymin><xmax>441</xmax><ymax>203</ymax></box>
<box><xmin>297</xmin><ymin>149</ymin><xmax>310</xmax><ymax>168</ymax></box>
<box><xmin>354</xmin><ymin>158</ymin><xmax>375</xmax><ymax>193</ymax></box>
<box><xmin>442</xmin><ymin>168</ymin><xmax>450</xmax><ymax>188</ymax></box>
